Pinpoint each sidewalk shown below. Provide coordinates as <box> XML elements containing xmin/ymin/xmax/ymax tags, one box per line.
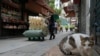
<box><xmin>0</xmin><ymin>31</ymin><xmax>71</xmax><ymax>56</ymax></box>
<box><xmin>0</xmin><ymin>37</ymin><xmax>37</xmax><ymax>53</ymax></box>
<box><xmin>0</xmin><ymin>31</ymin><xmax>100</xmax><ymax>56</ymax></box>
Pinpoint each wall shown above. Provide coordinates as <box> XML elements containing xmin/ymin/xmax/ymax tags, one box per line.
<box><xmin>90</xmin><ymin>0</ymin><xmax>97</xmax><ymax>34</ymax></box>
<box><xmin>91</xmin><ymin>0</ymin><xmax>100</xmax><ymax>45</ymax></box>
<box><xmin>80</xmin><ymin>0</ymin><xmax>86</xmax><ymax>34</ymax></box>
<box><xmin>0</xmin><ymin>0</ymin><xmax>2</xmax><ymax>36</ymax></box>
<box><xmin>80</xmin><ymin>0</ymin><xmax>90</xmax><ymax>35</ymax></box>
<box><xmin>85</xmin><ymin>0</ymin><xmax>90</xmax><ymax>35</ymax></box>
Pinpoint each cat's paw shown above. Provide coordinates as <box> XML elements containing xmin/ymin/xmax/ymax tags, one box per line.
<box><xmin>67</xmin><ymin>52</ymin><xmax>72</xmax><ymax>55</ymax></box>
<box><xmin>65</xmin><ymin>50</ymin><xmax>72</xmax><ymax>55</ymax></box>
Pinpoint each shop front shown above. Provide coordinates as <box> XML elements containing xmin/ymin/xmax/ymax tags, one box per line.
<box><xmin>0</xmin><ymin>0</ymin><xmax>54</xmax><ymax>38</ymax></box>
<box><xmin>0</xmin><ymin>0</ymin><xmax>29</xmax><ymax>37</ymax></box>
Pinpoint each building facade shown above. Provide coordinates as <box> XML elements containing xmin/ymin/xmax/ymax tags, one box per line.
<box><xmin>54</xmin><ymin>0</ymin><xmax>61</xmax><ymax>9</ymax></box>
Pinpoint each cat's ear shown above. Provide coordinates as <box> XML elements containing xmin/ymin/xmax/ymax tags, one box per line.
<box><xmin>80</xmin><ymin>35</ymin><xmax>84</xmax><ymax>41</ymax></box>
<box><xmin>90</xmin><ymin>34</ymin><xmax>95</xmax><ymax>40</ymax></box>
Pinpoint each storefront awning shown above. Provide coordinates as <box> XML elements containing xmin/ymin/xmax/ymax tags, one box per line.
<box><xmin>2</xmin><ymin>0</ymin><xmax>20</xmax><ymax>9</ymax></box>
<box><xmin>60</xmin><ymin>0</ymin><xmax>76</xmax><ymax>17</ymax></box>
<box><xmin>25</xmin><ymin>0</ymin><xmax>54</xmax><ymax>16</ymax></box>
<box><xmin>61</xmin><ymin>0</ymin><xmax>80</xmax><ymax>4</ymax></box>
<box><xmin>35</xmin><ymin>0</ymin><xmax>54</xmax><ymax>13</ymax></box>
<box><xmin>25</xmin><ymin>0</ymin><xmax>47</xmax><ymax>16</ymax></box>
<box><xmin>60</xmin><ymin>0</ymin><xmax>70</xmax><ymax>3</ymax></box>
<box><xmin>66</xmin><ymin>10</ymin><xmax>75</xmax><ymax>17</ymax></box>
<box><xmin>74</xmin><ymin>0</ymin><xmax>80</xmax><ymax>4</ymax></box>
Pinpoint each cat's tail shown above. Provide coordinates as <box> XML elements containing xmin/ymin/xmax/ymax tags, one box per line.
<box><xmin>58</xmin><ymin>32</ymin><xmax>74</xmax><ymax>55</ymax></box>
<box><xmin>58</xmin><ymin>36</ymin><xmax>68</xmax><ymax>55</ymax></box>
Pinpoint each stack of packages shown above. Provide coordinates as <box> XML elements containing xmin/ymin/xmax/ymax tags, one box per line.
<box><xmin>23</xmin><ymin>16</ymin><xmax>48</xmax><ymax>38</ymax></box>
